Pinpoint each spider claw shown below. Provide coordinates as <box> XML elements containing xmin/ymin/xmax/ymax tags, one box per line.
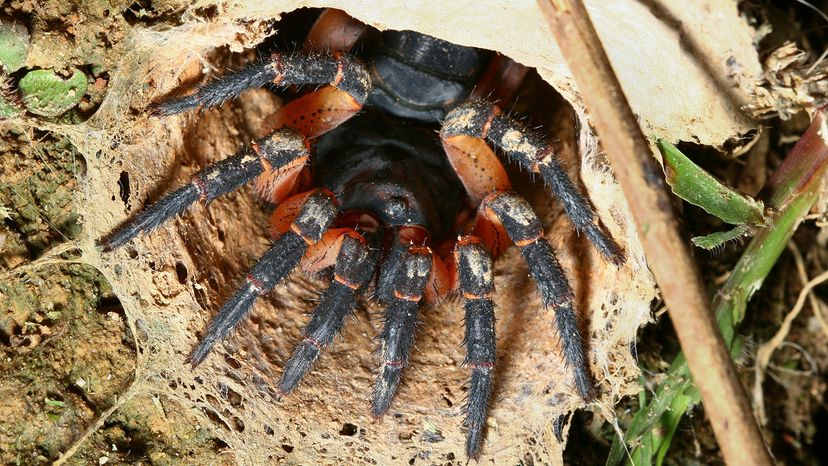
<box><xmin>371</xmin><ymin>364</ymin><xmax>402</xmax><ymax>418</ymax></box>
<box><xmin>278</xmin><ymin>340</ymin><xmax>322</xmax><ymax>395</ymax></box>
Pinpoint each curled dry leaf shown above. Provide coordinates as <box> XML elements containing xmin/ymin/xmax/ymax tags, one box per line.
<box><xmin>746</xmin><ymin>41</ymin><xmax>828</xmax><ymax>120</ymax></box>
<box><xmin>73</xmin><ymin>0</ymin><xmax>761</xmax><ymax>463</ymax></box>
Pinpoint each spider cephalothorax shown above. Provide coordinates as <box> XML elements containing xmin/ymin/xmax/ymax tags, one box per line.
<box><xmin>101</xmin><ymin>8</ymin><xmax>624</xmax><ymax>459</ymax></box>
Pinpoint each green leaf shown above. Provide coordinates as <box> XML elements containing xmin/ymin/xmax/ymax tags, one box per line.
<box><xmin>691</xmin><ymin>224</ymin><xmax>752</xmax><ymax>250</ymax></box>
<box><xmin>44</xmin><ymin>398</ymin><xmax>65</xmax><ymax>408</ymax></box>
<box><xmin>658</xmin><ymin>139</ymin><xmax>765</xmax><ymax>226</ymax></box>
<box><xmin>18</xmin><ymin>68</ymin><xmax>87</xmax><ymax>117</ymax></box>
<box><xmin>0</xmin><ymin>20</ymin><xmax>30</xmax><ymax>73</ymax></box>
<box><xmin>611</xmin><ymin>111</ymin><xmax>828</xmax><ymax>465</ymax></box>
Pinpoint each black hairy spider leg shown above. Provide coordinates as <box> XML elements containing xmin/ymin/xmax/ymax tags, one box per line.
<box><xmin>100</xmin><ymin>128</ymin><xmax>309</xmax><ymax>251</ymax></box>
<box><xmin>371</xmin><ymin>247</ymin><xmax>433</xmax><ymax>418</ymax></box>
<box><xmin>278</xmin><ymin>231</ymin><xmax>375</xmax><ymax>396</ymax></box>
<box><xmin>484</xmin><ymin>191</ymin><xmax>595</xmax><ymax>402</ymax></box>
<box><xmin>454</xmin><ymin>237</ymin><xmax>497</xmax><ymax>460</ymax></box>
<box><xmin>150</xmin><ymin>61</ymin><xmax>278</xmax><ymax>116</ymax></box>
<box><xmin>442</xmin><ymin>100</ymin><xmax>625</xmax><ymax>266</ymax></box>
<box><xmin>187</xmin><ymin>189</ymin><xmax>338</xmax><ymax>367</ymax></box>
<box><xmin>150</xmin><ymin>52</ymin><xmax>371</xmax><ymax>116</ymax></box>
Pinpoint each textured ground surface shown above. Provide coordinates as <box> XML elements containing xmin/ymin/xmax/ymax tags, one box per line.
<box><xmin>2</xmin><ymin>1</ymin><xmax>782</xmax><ymax>464</ymax></box>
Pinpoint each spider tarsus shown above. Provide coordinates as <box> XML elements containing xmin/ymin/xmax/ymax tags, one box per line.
<box><xmin>150</xmin><ymin>61</ymin><xmax>279</xmax><ymax>116</ymax></box>
<box><xmin>101</xmin><ymin>183</ymin><xmax>200</xmax><ymax>251</ymax></box>
<box><xmin>536</xmin><ymin>161</ymin><xmax>626</xmax><ymax>266</ymax></box>
<box><xmin>279</xmin><ymin>233</ymin><xmax>374</xmax><ymax>393</ymax></box>
<box><xmin>100</xmin><ymin>131</ymin><xmax>311</xmax><ymax>251</ymax></box>
<box><xmin>455</xmin><ymin>239</ymin><xmax>497</xmax><ymax>460</ymax></box>
<box><xmin>371</xmin><ymin>362</ymin><xmax>403</xmax><ymax>418</ymax></box>
<box><xmin>279</xmin><ymin>340</ymin><xmax>323</xmax><ymax>394</ymax></box>
<box><xmin>189</xmin><ymin>231</ymin><xmax>314</xmax><ymax>366</ymax></box>
<box><xmin>371</xmin><ymin>249</ymin><xmax>432</xmax><ymax>417</ymax></box>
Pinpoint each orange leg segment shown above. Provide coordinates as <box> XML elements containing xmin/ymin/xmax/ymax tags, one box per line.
<box><xmin>441</xmin><ymin>134</ymin><xmax>511</xmax><ymax>206</ymax></box>
<box><xmin>261</xmin><ymin>85</ymin><xmax>364</xmax><ymax>139</ymax></box>
<box><xmin>268</xmin><ymin>190</ymin><xmax>318</xmax><ymax>238</ymax></box>
<box><xmin>300</xmin><ymin>228</ymin><xmax>363</xmax><ymax>274</ymax></box>
<box><xmin>303</xmin><ymin>8</ymin><xmax>367</xmax><ymax>53</ymax></box>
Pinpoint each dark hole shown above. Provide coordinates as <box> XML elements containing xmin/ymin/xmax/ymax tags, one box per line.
<box><xmin>211</xmin><ymin>437</ymin><xmax>229</xmax><ymax>451</ymax></box>
<box><xmin>446</xmin><ymin>452</ymin><xmax>455</xmax><ymax>461</ymax></box>
<box><xmin>226</xmin><ymin>387</ymin><xmax>243</xmax><ymax>408</ymax></box>
<box><xmin>118</xmin><ymin>171</ymin><xmax>131</xmax><ymax>206</ymax></box>
<box><xmin>194</xmin><ymin>286</ymin><xmax>209</xmax><ymax>310</ymax></box>
<box><xmin>175</xmin><ymin>261</ymin><xmax>188</xmax><ymax>283</ymax></box>
<box><xmin>202</xmin><ymin>408</ymin><xmax>230</xmax><ymax>432</ymax></box>
<box><xmin>122</xmin><ymin>0</ymin><xmax>155</xmax><ymax>25</ymax></box>
<box><xmin>408</xmin><ymin>457</ymin><xmax>415</xmax><ymax>465</ymax></box>
<box><xmin>193</xmin><ymin>4</ymin><xmax>218</xmax><ymax>20</ymax></box>
<box><xmin>264</xmin><ymin>425</ymin><xmax>274</xmax><ymax>435</ymax></box>
<box><xmin>224</xmin><ymin>355</ymin><xmax>242</xmax><ymax>369</ymax></box>
<box><xmin>281</xmin><ymin>444</ymin><xmax>294</xmax><ymax>453</ymax></box>
<box><xmin>232</xmin><ymin>416</ymin><xmax>245</xmax><ymax>432</ymax></box>
<box><xmin>339</xmin><ymin>423</ymin><xmax>358</xmax><ymax>436</ymax></box>
<box><xmin>125</xmin><ymin>245</ymin><xmax>138</xmax><ymax>259</ymax></box>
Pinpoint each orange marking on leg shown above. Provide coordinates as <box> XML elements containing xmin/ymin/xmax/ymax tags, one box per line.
<box><xmin>256</xmin><ymin>155</ymin><xmax>308</xmax><ymax>204</ymax></box>
<box><xmin>261</xmin><ymin>86</ymin><xmax>362</xmax><ymax>138</ymax></box>
<box><xmin>331</xmin><ymin>52</ymin><xmax>345</xmax><ymax>86</ymax></box>
<box><xmin>191</xmin><ymin>175</ymin><xmax>208</xmax><ymax>202</ymax></box>
<box><xmin>290</xmin><ymin>223</ymin><xmax>315</xmax><ymax>245</ymax></box>
<box><xmin>300</xmin><ymin>228</ymin><xmax>361</xmax><ymax>273</ymax></box>
<box><xmin>532</xmin><ymin>147</ymin><xmax>555</xmax><ymax>174</ymax></box>
<box><xmin>424</xmin><ymin>254</ymin><xmax>450</xmax><ymax>305</ymax></box>
<box><xmin>394</xmin><ymin>290</ymin><xmax>422</xmax><ymax>302</ymax></box>
<box><xmin>471</xmin><ymin>206</ymin><xmax>511</xmax><ymax>259</ymax></box>
<box><xmin>270</xmin><ymin>53</ymin><xmax>284</xmax><ymax>84</ymax></box>
<box><xmin>463</xmin><ymin>290</ymin><xmax>493</xmax><ymax>300</ymax></box>
<box><xmin>334</xmin><ymin>273</ymin><xmax>360</xmax><ymax>289</ymax></box>
<box><xmin>480</xmin><ymin>109</ymin><xmax>498</xmax><ymax>139</ymax></box>
<box><xmin>268</xmin><ymin>191</ymin><xmax>315</xmax><ymax>238</ymax></box>
<box><xmin>442</xmin><ymin>134</ymin><xmax>511</xmax><ymax>206</ymax></box>
<box><xmin>514</xmin><ymin>231</ymin><xmax>543</xmax><ymax>247</ymax></box>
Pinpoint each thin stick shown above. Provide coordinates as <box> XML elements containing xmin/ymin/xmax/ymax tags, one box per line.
<box><xmin>753</xmin><ymin>248</ymin><xmax>828</xmax><ymax>425</ymax></box>
<box><xmin>536</xmin><ymin>1</ymin><xmax>772</xmax><ymax>465</ymax></box>
<box><xmin>789</xmin><ymin>243</ymin><xmax>828</xmax><ymax>339</ymax></box>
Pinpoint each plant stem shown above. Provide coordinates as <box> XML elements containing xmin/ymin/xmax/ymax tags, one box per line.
<box><xmin>536</xmin><ymin>1</ymin><xmax>773</xmax><ymax>464</ymax></box>
<box><xmin>610</xmin><ymin>110</ymin><xmax>828</xmax><ymax>464</ymax></box>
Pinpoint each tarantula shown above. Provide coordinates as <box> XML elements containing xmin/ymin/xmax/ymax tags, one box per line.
<box><xmin>101</xmin><ymin>9</ymin><xmax>624</xmax><ymax>459</ymax></box>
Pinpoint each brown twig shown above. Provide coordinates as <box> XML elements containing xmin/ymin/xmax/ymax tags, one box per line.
<box><xmin>536</xmin><ymin>1</ymin><xmax>773</xmax><ymax>464</ymax></box>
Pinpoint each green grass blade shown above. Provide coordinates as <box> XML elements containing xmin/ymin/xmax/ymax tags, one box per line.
<box><xmin>658</xmin><ymin>139</ymin><xmax>765</xmax><ymax>226</ymax></box>
<box><xmin>691</xmin><ymin>224</ymin><xmax>752</xmax><ymax>250</ymax></box>
<box><xmin>609</xmin><ymin>111</ymin><xmax>828</xmax><ymax>465</ymax></box>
